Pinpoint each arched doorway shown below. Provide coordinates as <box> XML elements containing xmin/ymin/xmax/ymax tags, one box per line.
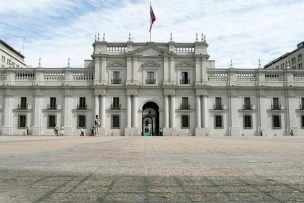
<box><xmin>142</xmin><ymin>102</ymin><xmax>160</xmax><ymax>136</ymax></box>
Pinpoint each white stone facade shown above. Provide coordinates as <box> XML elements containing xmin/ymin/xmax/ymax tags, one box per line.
<box><xmin>0</xmin><ymin>37</ymin><xmax>304</xmax><ymax>136</ymax></box>
<box><xmin>0</xmin><ymin>40</ymin><xmax>26</xmax><ymax>69</ymax></box>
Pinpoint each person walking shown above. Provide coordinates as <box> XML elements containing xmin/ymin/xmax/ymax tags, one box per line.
<box><xmin>60</xmin><ymin>125</ymin><xmax>64</xmax><ymax>136</ymax></box>
<box><xmin>80</xmin><ymin>127</ymin><xmax>85</xmax><ymax>136</ymax></box>
<box><xmin>54</xmin><ymin>126</ymin><xmax>59</xmax><ymax>136</ymax></box>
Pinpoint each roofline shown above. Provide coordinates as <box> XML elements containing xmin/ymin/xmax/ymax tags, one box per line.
<box><xmin>264</xmin><ymin>42</ymin><xmax>304</xmax><ymax>69</ymax></box>
<box><xmin>0</xmin><ymin>39</ymin><xmax>24</xmax><ymax>59</ymax></box>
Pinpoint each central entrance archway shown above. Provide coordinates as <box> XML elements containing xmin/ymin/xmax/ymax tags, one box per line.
<box><xmin>142</xmin><ymin>102</ymin><xmax>160</xmax><ymax>136</ymax></box>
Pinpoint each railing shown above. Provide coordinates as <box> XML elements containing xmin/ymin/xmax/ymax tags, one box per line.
<box><xmin>208</xmin><ymin>71</ymin><xmax>228</xmax><ymax>82</ymax></box>
<box><xmin>146</xmin><ymin>79</ymin><xmax>156</xmax><ymax>84</ymax></box>
<box><xmin>180</xmin><ymin>104</ymin><xmax>190</xmax><ymax>110</ymax></box>
<box><xmin>213</xmin><ymin>105</ymin><xmax>224</xmax><ymax>110</ymax></box>
<box><xmin>0</xmin><ymin>72</ymin><xmax>6</xmax><ymax>81</ymax></box>
<box><xmin>44</xmin><ymin>72</ymin><xmax>64</xmax><ymax>81</ymax></box>
<box><xmin>180</xmin><ymin>79</ymin><xmax>190</xmax><ymax>84</ymax></box>
<box><xmin>293</xmin><ymin>73</ymin><xmax>304</xmax><ymax>82</ymax></box>
<box><xmin>111</xmin><ymin>104</ymin><xmax>121</xmax><ymax>110</ymax></box>
<box><xmin>175</xmin><ymin>47</ymin><xmax>195</xmax><ymax>53</ymax></box>
<box><xmin>47</xmin><ymin>104</ymin><xmax>58</xmax><ymax>110</ymax></box>
<box><xmin>242</xmin><ymin>104</ymin><xmax>253</xmax><ymax>110</ymax></box>
<box><xmin>271</xmin><ymin>104</ymin><xmax>281</xmax><ymax>110</ymax></box>
<box><xmin>73</xmin><ymin>72</ymin><xmax>94</xmax><ymax>81</ymax></box>
<box><xmin>237</xmin><ymin>73</ymin><xmax>256</xmax><ymax>82</ymax></box>
<box><xmin>107</xmin><ymin>47</ymin><xmax>127</xmax><ymax>52</ymax></box>
<box><xmin>15</xmin><ymin>72</ymin><xmax>35</xmax><ymax>80</ymax></box>
<box><xmin>111</xmin><ymin>79</ymin><xmax>122</xmax><ymax>84</ymax></box>
<box><xmin>77</xmin><ymin>104</ymin><xmax>87</xmax><ymax>110</ymax></box>
<box><xmin>17</xmin><ymin>104</ymin><xmax>28</xmax><ymax>110</ymax></box>
<box><xmin>265</xmin><ymin>73</ymin><xmax>284</xmax><ymax>82</ymax></box>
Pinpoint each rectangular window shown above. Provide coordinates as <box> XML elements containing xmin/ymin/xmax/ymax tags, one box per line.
<box><xmin>79</xmin><ymin>97</ymin><xmax>86</xmax><ymax>109</ymax></box>
<box><xmin>214</xmin><ymin>115</ymin><xmax>223</xmax><ymax>128</ymax></box>
<box><xmin>244</xmin><ymin>97</ymin><xmax>251</xmax><ymax>109</ymax></box>
<box><xmin>48</xmin><ymin>115</ymin><xmax>56</xmax><ymax>128</ymax></box>
<box><xmin>272</xmin><ymin>98</ymin><xmax>280</xmax><ymax>110</ymax></box>
<box><xmin>299</xmin><ymin>54</ymin><xmax>302</xmax><ymax>62</ymax></box>
<box><xmin>18</xmin><ymin>115</ymin><xmax>26</xmax><ymax>128</ymax></box>
<box><xmin>20</xmin><ymin>97</ymin><xmax>27</xmax><ymax>109</ymax></box>
<box><xmin>112</xmin><ymin>97</ymin><xmax>120</xmax><ymax>109</ymax></box>
<box><xmin>243</xmin><ymin>115</ymin><xmax>252</xmax><ymax>129</ymax></box>
<box><xmin>112</xmin><ymin>115</ymin><xmax>120</xmax><ymax>129</ymax></box>
<box><xmin>112</xmin><ymin>71</ymin><xmax>121</xmax><ymax>84</ymax></box>
<box><xmin>146</xmin><ymin>71</ymin><xmax>155</xmax><ymax>84</ymax></box>
<box><xmin>299</xmin><ymin>63</ymin><xmax>303</xmax><ymax>69</ymax></box>
<box><xmin>77</xmin><ymin>115</ymin><xmax>86</xmax><ymax>128</ymax></box>
<box><xmin>181</xmin><ymin>72</ymin><xmax>189</xmax><ymax>84</ymax></box>
<box><xmin>181</xmin><ymin>97</ymin><xmax>189</xmax><ymax>109</ymax></box>
<box><xmin>301</xmin><ymin>115</ymin><xmax>304</xmax><ymax>128</ymax></box>
<box><xmin>275</xmin><ymin>66</ymin><xmax>279</xmax><ymax>70</ymax></box>
<box><xmin>181</xmin><ymin>115</ymin><xmax>190</xmax><ymax>128</ymax></box>
<box><xmin>215</xmin><ymin>97</ymin><xmax>222</xmax><ymax>109</ymax></box>
<box><xmin>292</xmin><ymin>57</ymin><xmax>296</xmax><ymax>64</ymax></box>
<box><xmin>50</xmin><ymin>97</ymin><xmax>56</xmax><ymax>109</ymax></box>
<box><xmin>1</xmin><ymin>56</ymin><xmax>5</xmax><ymax>62</ymax></box>
<box><xmin>272</xmin><ymin>115</ymin><xmax>281</xmax><ymax>129</ymax></box>
<box><xmin>281</xmin><ymin>63</ymin><xmax>284</xmax><ymax>69</ymax></box>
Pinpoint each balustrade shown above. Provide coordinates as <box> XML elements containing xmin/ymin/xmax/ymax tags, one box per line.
<box><xmin>106</xmin><ymin>46</ymin><xmax>127</xmax><ymax>52</ymax></box>
<box><xmin>15</xmin><ymin>72</ymin><xmax>35</xmax><ymax>80</ymax></box>
<box><xmin>237</xmin><ymin>73</ymin><xmax>256</xmax><ymax>81</ymax></box>
<box><xmin>44</xmin><ymin>72</ymin><xmax>64</xmax><ymax>81</ymax></box>
<box><xmin>73</xmin><ymin>72</ymin><xmax>94</xmax><ymax>81</ymax></box>
<box><xmin>265</xmin><ymin>73</ymin><xmax>284</xmax><ymax>82</ymax></box>
<box><xmin>208</xmin><ymin>71</ymin><xmax>228</xmax><ymax>81</ymax></box>
<box><xmin>175</xmin><ymin>47</ymin><xmax>195</xmax><ymax>53</ymax></box>
<box><xmin>0</xmin><ymin>72</ymin><xmax>6</xmax><ymax>81</ymax></box>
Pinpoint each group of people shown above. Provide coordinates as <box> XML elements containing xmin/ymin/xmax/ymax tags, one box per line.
<box><xmin>54</xmin><ymin>125</ymin><xmax>64</xmax><ymax>136</ymax></box>
<box><xmin>80</xmin><ymin>115</ymin><xmax>102</xmax><ymax>136</ymax></box>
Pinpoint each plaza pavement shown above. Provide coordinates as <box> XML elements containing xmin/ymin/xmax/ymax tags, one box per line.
<box><xmin>0</xmin><ymin>136</ymin><xmax>304</xmax><ymax>202</ymax></box>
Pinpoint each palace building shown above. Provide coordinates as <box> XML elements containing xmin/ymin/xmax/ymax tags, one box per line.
<box><xmin>0</xmin><ymin>35</ymin><xmax>303</xmax><ymax>136</ymax></box>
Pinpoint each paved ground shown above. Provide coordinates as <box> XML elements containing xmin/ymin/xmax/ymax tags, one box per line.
<box><xmin>0</xmin><ymin>136</ymin><xmax>304</xmax><ymax>202</ymax></box>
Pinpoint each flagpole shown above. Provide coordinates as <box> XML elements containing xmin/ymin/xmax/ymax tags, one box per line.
<box><xmin>149</xmin><ymin>1</ymin><xmax>151</xmax><ymax>42</ymax></box>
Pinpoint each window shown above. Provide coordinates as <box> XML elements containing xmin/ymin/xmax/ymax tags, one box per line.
<box><xmin>301</xmin><ymin>115</ymin><xmax>304</xmax><ymax>128</ymax></box>
<box><xmin>275</xmin><ymin>66</ymin><xmax>279</xmax><ymax>70</ymax></box>
<box><xmin>16</xmin><ymin>65</ymin><xmax>19</xmax><ymax>68</ymax></box>
<box><xmin>48</xmin><ymin>115</ymin><xmax>56</xmax><ymax>128</ymax></box>
<box><xmin>146</xmin><ymin>71</ymin><xmax>155</xmax><ymax>84</ymax></box>
<box><xmin>299</xmin><ymin>54</ymin><xmax>302</xmax><ymax>62</ymax></box>
<box><xmin>292</xmin><ymin>57</ymin><xmax>296</xmax><ymax>64</ymax></box>
<box><xmin>18</xmin><ymin>115</ymin><xmax>26</xmax><ymax>128</ymax></box>
<box><xmin>215</xmin><ymin>115</ymin><xmax>223</xmax><ymax>128</ymax></box>
<box><xmin>112</xmin><ymin>97</ymin><xmax>120</xmax><ymax>109</ymax></box>
<box><xmin>215</xmin><ymin>97</ymin><xmax>222</xmax><ymax>110</ymax></box>
<box><xmin>243</xmin><ymin>115</ymin><xmax>252</xmax><ymax>129</ymax></box>
<box><xmin>281</xmin><ymin>63</ymin><xmax>284</xmax><ymax>69</ymax></box>
<box><xmin>7</xmin><ymin>59</ymin><xmax>9</xmax><ymax>65</ymax></box>
<box><xmin>78</xmin><ymin>97</ymin><xmax>86</xmax><ymax>109</ymax></box>
<box><xmin>112</xmin><ymin>71</ymin><xmax>121</xmax><ymax>84</ymax></box>
<box><xmin>180</xmin><ymin>72</ymin><xmax>189</xmax><ymax>84</ymax></box>
<box><xmin>20</xmin><ymin>97</ymin><xmax>27</xmax><ymax>109</ymax></box>
<box><xmin>272</xmin><ymin>98</ymin><xmax>280</xmax><ymax>110</ymax></box>
<box><xmin>301</xmin><ymin>98</ymin><xmax>304</xmax><ymax>110</ymax></box>
<box><xmin>1</xmin><ymin>56</ymin><xmax>5</xmax><ymax>62</ymax></box>
<box><xmin>299</xmin><ymin>63</ymin><xmax>303</xmax><ymax>69</ymax></box>
<box><xmin>77</xmin><ymin>115</ymin><xmax>86</xmax><ymax>128</ymax></box>
<box><xmin>244</xmin><ymin>97</ymin><xmax>251</xmax><ymax>109</ymax></box>
<box><xmin>112</xmin><ymin>115</ymin><xmax>120</xmax><ymax>128</ymax></box>
<box><xmin>181</xmin><ymin>97</ymin><xmax>189</xmax><ymax>109</ymax></box>
<box><xmin>272</xmin><ymin>115</ymin><xmax>281</xmax><ymax>129</ymax></box>
<box><xmin>50</xmin><ymin>97</ymin><xmax>56</xmax><ymax>109</ymax></box>
<box><xmin>181</xmin><ymin>115</ymin><xmax>190</xmax><ymax>128</ymax></box>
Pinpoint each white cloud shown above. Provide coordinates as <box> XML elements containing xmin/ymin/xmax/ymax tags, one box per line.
<box><xmin>1</xmin><ymin>0</ymin><xmax>304</xmax><ymax>68</ymax></box>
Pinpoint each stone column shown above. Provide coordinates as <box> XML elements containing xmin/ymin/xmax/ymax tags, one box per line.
<box><xmin>196</xmin><ymin>96</ymin><xmax>201</xmax><ymax>128</ymax></box>
<box><xmin>170</xmin><ymin>96</ymin><xmax>175</xmax><ymax>128</ymax></box>
<box><xmin>195</xmin><ymin>57</ymin><xmax>201</xmax><ymax>83</ymax></box>
<box><xmin>63</xmin><ymin>90</ymin><xmax>73</xmax><ymax>136</ymax></box>
<box><xmin>101</xmin><ymin>95</ymin><xmax>106</xmax><ymax>128</ymax></box>
<box><xmin>2</xmin><ymin>90</ymin><xmax>13</xmax><ymax>135</ymax></box>
<box><xmin>203</xmin><ymin>96</ymin><xmax>208</xmax><ymax>128</ymax></box>
<box><xmin>132</xmin><ymin>95</ymin><xmax>138</xmax><ymax>128</ymax></box>
<box><xmin>126</xmin><ymin>95</ymin><xmax>131</xmax><ymax>128</ymax></box>
<box><xmin>164</xmin><ymin>96</ymin><xmax>169</xmax><ymax>128</ymax></box>
<box><xmin>32</xmin><ymin>90</ymin><xmax>43</xmax><ymax>135</ymax></box>
<box><xmin>95</xmin><ymin>95</ymin><xmax>99</xmax><ymax>118</ymax></box>
<box><xmin>101</xmin><ymin>56</ymin><xmax>107</xmax><ymax>84</ymax></box>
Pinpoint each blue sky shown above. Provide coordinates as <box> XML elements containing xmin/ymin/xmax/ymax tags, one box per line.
<box><xmin>0</xmin><ymin>0</ymin><xmax>303</xmax><ymax>68</ymax></box>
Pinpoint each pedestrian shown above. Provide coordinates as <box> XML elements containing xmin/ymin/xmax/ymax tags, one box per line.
<box><xmin>26</xmin><ymin>126</ymin><xmax>29</xmax><ymax>135</ymax></box>
<box><xmin>60</xmin><ymin>125</ymin><xmax>64</xmax><ymax>136</ymax></box>
<box><xmin>260</xmin><ymin>129</ymin><xmax>263</xmax><ymax>136</ymax></box>
<box><xmin>290</xmin><ymin>130</ymin><xmax>294</xmax><ymax>136</ymax></box>
<box><xmin>80</xmin><ymin>127</ymin><xmax>85</xmax><ymax>136</ymax></box>
<box><xmin>91</xmin><ymin>126</ymin><xmax>95</xmax><ymax>136</ymax></box>
<box><xmin>54</xmin><ymin>126</ymin><xmax>59</xmax><ymax>136</ymax></box>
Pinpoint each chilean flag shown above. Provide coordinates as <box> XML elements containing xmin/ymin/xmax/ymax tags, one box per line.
<box><xmin>149</xmin><ymin>4</ymin><xmax>156</xmax><ymax>32</ymax></box>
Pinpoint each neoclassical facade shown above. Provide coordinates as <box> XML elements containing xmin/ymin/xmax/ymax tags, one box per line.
<box><xmin>0</xmin><ymin>36</ymin><xmax>304</xmax><ymax>136</ymax></box>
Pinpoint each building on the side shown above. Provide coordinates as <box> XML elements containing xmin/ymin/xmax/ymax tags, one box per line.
<box><xmin>264</xmin><ymin>41</ymin><xmax>304</xmax><ymax>70</ymax></box>
<box><xmin>0</xmin><ymin>34</ymin><xmax>304</xmax><ymax>136</ymax></box>
<box><xmin>0</xmin><ymin>39</ymin><xmax>26</xmax><ymax>69</ymax></box>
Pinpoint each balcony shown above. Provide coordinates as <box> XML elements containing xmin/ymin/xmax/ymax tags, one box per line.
<box><xmin>77</xmin><ymin>104</ymin><xmax>87</xmax><ymax>110</ymax></box>
<box><xmin>47</xmin><ymin>104</ymin><xmax>58</xmax><ymax>110</ymax></box>
<box><xmin>146</xmin><ymin>79</ymin><xmax>156</xmax><ymax>84</ymax></box>
<box><xmin>180</xmin><ymin>79</ymin><xmax>190</xmax><ymax>84</ymax></box>
<box><xmin>17</xmin><ymin>104</ymin><xmax>28</xmax><ymax>110</ymax></box>
<box><xmin>180</xmin><ymin>104</ymin><xmax>190</xmax><ymax>110</ymax></box>
<box><xmin>111</xmin><ymin>104</ymin><xmax>121</xmax><ymax>110</ymax></box>
<box><xmin>213</xmin><ymin>104</ymin><xmax>224</xmax><ymax>110</ymax></box>
<box><xmin>111</xmin><ymin>79</ymin><xmax>121</xmax><ymax>84</ymax></box>
<box><xmin>271</xmin><ymin>104</ymin><xmax>281</xmax><ymax>110</ymax></box>
<box><xmin>242</xmin><ymin>104</ymin><xmax>253</xmax><ymax>110</ymax></box>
